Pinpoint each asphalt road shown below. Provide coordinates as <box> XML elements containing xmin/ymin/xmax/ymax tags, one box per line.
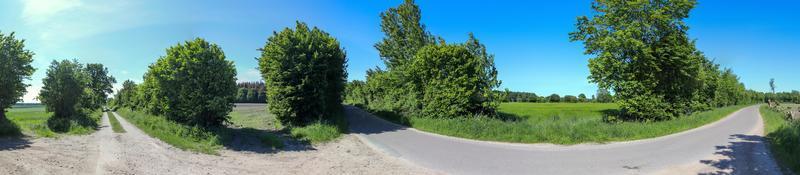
<box><xmin>346</xmin><ymin>105</ymin><xmax>783</xmax><ymax>175</ymax></box>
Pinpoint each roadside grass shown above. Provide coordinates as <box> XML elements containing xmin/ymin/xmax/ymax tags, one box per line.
<box><xmin>107</xmin><ymin>111</ymin><xmax>126</xmax><ymax>133</ymax></box>
<box><xmin>116</xmin><ymin>108</ymin><xmax>222</xmax><ymax>154</ymax></box>
<box><xmin>371</xmin><ymin>103</ymin><xmax>748</xmax><ymax>144</ymax></box>
<box><xmin>2</xmin><ymin>106</ymin><xmax>101</xmax><ymax>138</ymax></box>
<box><xmin>228</xmin><ymin>104</ymin><xmax>344</xmax><ymax>145</ymax></box>
<box><xmin>760</xmin><ymin>105</ymin><xmax>800</xmax><ymax>174</ymax></box>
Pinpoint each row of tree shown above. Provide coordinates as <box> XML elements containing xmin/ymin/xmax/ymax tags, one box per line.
<box><xmin>112</xmin><ymin>22</ymin><xmax>347</xmax><ymax>128</ymax></box>
<box><xmin>235</xmin><ymin>81</ymin><xmax>266</xmax><ymax>103</ymax></box>
<box><xmin>569</xmin><ymin>0</ymin><xmax>764</xmax><ymax>121</ymax></box>
<box><xmin>1</xmin><ymin>31</ymin><xmax>116</xmax><ymax>122</ymax></box>
<box><xmin>344</xmin><ymin>0</ymin><xmax>501</xmax><ymax>119</ymax></box>
<box><xmin>500</xmin><ymin>89</ymin><xmax>614</xmax><ymax>103</ymax></box>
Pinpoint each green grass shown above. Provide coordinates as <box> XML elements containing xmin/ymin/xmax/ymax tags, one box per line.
<box><xmin>116</xmin><ymin>108</ymin><xmax>222</xmax><ymax>154</ymax></box>
<box><xmin>760</xmin><ymin>105</ymin><xmax>800</xmax><ymax>174</ymax></box>
<box><xmin>227</xmin><ymin>104</ymin><xmax>284</xmax><ymax>149</ymax></box>
<box><xmin>374</xmin><ymin>103</ymin><xmax>748</xmax><ymax>144</ymax></box>
<box><xmin>290</xmin><ymin>121</ymin><xmax>342</xmax><ymax>144</ymax></box>
<box><xmin>228</xmin><ymin>104</ymin><xmax>343</xmax><ymax>145</ymax></box>
<box><xmin>107</xmin><ymin>112</ymin><xmax>126</xmax><ymax>133</ymax></box>
<box><xmin>2</xmin><ymin>106</ymin><xmax>100</xmax><ymax>137</ymax></box>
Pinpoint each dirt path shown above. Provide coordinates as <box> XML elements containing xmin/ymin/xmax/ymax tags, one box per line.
<box><xmin>0</xmin><ymin>112</ymin><xmax>437</xmax><ymax>175</ymax></box>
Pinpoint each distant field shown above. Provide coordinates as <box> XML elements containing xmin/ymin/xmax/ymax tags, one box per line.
<box><xmin>404</xmin><ymin>103</ymin><xmax>748</xmax><ymax>144</ymax></box>
<box><xmin>2</xmin><ymin>106</ymin><xmax>100</xmax><ymax>137</ymax></box>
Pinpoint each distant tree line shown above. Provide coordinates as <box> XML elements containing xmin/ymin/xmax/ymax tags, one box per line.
<box><xmin>235</xmin><ymin>81</ymin><xmax>266</xmax><ymax>103</ymax></box>
<box><xmin>499</xmin><ymin>89</ymin><xmax>613</xmax><ymax>103</ymax></box>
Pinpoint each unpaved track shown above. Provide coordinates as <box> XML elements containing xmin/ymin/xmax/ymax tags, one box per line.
<box><xmin>0</xmin><ymin>112</ymin><xmax>435</xmax><ymax>175</ymax></box>
<box><xmin>347</xmin><ymin>105</ymin><xmax>783</xmax><ymax>175</ymax></box>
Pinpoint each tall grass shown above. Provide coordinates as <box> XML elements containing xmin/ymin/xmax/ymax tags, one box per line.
<box><xmin>760</xmin><ymin>105</ymin><xmax>800</xmax><ymax>174</ymax></box>
<box><xmin>116</xmin><ymin>108</ymin><xmax>222</xmax><ymax>154</ymax></box>
<box><xmin>378</xmin><ymin>103</ymin><xmax>748</xmax><ymax>144</ymax></box>
<box><xmin>107</xmin><ymin>111</ymin><xmax>126</xmax><ymax>133</ymax></box>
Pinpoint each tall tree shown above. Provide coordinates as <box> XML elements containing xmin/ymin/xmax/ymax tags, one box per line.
<box><xmin>570</xmin><ymin>0</ymin><xmax>704</xmax><ymax>120</ymax></box>
<box><xmin>374</xmin><ymin>0</ymin><xmax>437</xmax><ymax>70</ymax></box>
<box><xmin>39</xmin><ymin>60</ymin><xmax>89</xmax><ymax>118</ymax></box>
<box><xmin>0</xmin><ymin>32</ymin><xmax>35</xmax><ymax>119</ymax></box>
<box><xmin>84</xmin><ymin>63</ymin><xmax>116</xmax><ymax>110</ymax></box>
<box><xmin>769</xmin><ymin>78</ymin><xmax>776</xmax><ymax>94</ymax></box>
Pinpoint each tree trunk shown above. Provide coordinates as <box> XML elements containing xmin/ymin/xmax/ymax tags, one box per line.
<box><xmin>0</xmin><ymin>110</ymin><xmax>6</xmax><ymax>120</ymax></box>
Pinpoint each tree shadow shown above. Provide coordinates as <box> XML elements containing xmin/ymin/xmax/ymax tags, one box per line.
<box><xmin>216</xmin><ymin>126</ymin><xmax>315</xmax><ymax>154</ymax></box>
<box><xmin>698</xmin><ymin>134</ymin><xmax>778</xmax><ymax>175</ymax></box>
<box><xmin>0</xmin><ymin>117</ymin><xmax>22</xmax><ymax>137</ymax></box>
<box><xmin>345</xmin><ymin>105</ymin><xmax>407</xmax><ymax>136</ymax></box>
<box><xmin>0</xmin><ymin>137</ymin><xmax>32</xmax><ymax>151</ymax></box>
<box><xmin>46</xmin><ymin>111</ymin><xmax>99</xmax><ymax>133</ymax></box>
<box><xmin>496</xmin><ymin>111</ymin><xmax>523</xmax><ymax>122</ymax></box>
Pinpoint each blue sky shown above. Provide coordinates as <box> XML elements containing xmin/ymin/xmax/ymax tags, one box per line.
<box><xmin>1</xmin><ymin>0</ymin><xmax>797</xmax><ymax>103</ymax></box>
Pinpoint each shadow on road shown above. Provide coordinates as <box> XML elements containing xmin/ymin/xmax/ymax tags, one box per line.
<box><xmin>0</xmin><ymin>137</ymin><xmax>32</xmax><ymax>151</ymax></box>
<box><xmin>344</xmin><ymin>105</ymin><xmax>406</xmax><ymax>135</ymax></box>
<box><xmin>698</xmin><ymin>134</ymin><xmax>774</xmax><ymax>175</ymax></box>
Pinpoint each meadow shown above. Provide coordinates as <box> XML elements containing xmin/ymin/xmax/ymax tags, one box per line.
<box><xmin>1</xmin><ymin>105</ymin><xmax>100</xmax><ymax>137</ymax></box>
<box><xmin>760</xmin><ymin>105</ymin><xmax>799</xmax><ymax>174</ymax></box>
<box><xmin>395</xmin><ymin>103</ymin><xmax>748</xmax><ymax>144</ymax></box>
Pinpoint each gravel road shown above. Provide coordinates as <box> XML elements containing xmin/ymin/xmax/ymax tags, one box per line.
<box><xmin>0</xmin><ymin>111</ymin><xmax>436</xmax><ymax>175</ymax></box>
<box><xmin>347</xmin><ymin>105</ymin><xmax>783</xmax><ymax>175</ymax></box>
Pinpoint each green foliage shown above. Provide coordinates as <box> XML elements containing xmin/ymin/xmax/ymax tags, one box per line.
<box><xmin>760</xmin><ymin>105</ymin><xmax>800</xmax><ymax>174</ymax></box>
<box><xmin>39</xmin><ymin>60</ymin><xmax>90</xmax><ymax>118</ymax></box>
<box><xmin>234</xmin><ymin>82</ymin><xmax>267</xmax><ymax>103</ymax></box>
<box><xmin>83</xmin><ymin>64</ymin><xmax>116</xmax><ymax>110</ymax></box>
<box><xmin>258</xmin><ymin>22</ymin><xmax>347</xmax><ymax>126</ymax></box>
<box><xmin>578</xmin><ymin>94</ymin><xmax>587</xmax><ymax>102</ymax></box>
<box><xmin>347</xmin><ymin>0</ymin><xmax>501</xmax><ymax>120</ymax></box>
<box><xmin>140</xmin><ymin>38</ymin><xmax>237</xmax><ymax>127</ymax></box>
<box><xmin>0</xmin><ymin>32</ymin><xmax>35</xmax><ymax>119</ymax></box>
<box><xmin>112</xmin><ymin>80</ymin><xmax>138</xmax><ymax>109</ymax></box>
<box><xmin>408</xmin><ymin>44</ymin><xmax>498</xmax><ymax>118</ymax></box>
<box><xmin>563</xmin><ymin>95</ymin><xmax>578</xmax><ymax>103</ymax></box>
<box><xmin>571</xmin><ymin>0</ymin><xmax>757</xmax><ymax>120</ymax></box>
<box><xmin>595</xmin><ymin>88</ymin><xmax>613</xmax><ymax>103</ymax></box>
<box><xmin>501</xmin><ymin>90</ymin><xmax>539</xmax><ymax>102</ymax></box>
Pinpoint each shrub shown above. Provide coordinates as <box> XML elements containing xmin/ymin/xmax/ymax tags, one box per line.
<box><xmin>0</xmin><ymin>32</ymin><xmax>35</xmax><ymax>119</ymax></box>
<box><xmin>259</xmin><ymin>22</ymin><xmax>347</xmax><ymax>126</ymax></box>
<box><xmin>141</xmin><ymin>38</ymin><xmax>237</xmax><ymax>127</ymax></box>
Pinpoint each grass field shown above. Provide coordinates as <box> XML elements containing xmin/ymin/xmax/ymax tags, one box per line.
<box><xmin>107</xmin><ymin>111</ymin><xmax>126</xmax><ymax>133</ymax></box>
<box><xmin>383</xmin><ymin>103</ymin><xmax>748</xmax><ymax>144</ymax></box>
<box><xmin>1</xmin><ymin>105</ymin><xmax>100</xmax><ymax>137</ymax></box>
<box><xmin>760</xmin><ymin>105</ymin><xmax>799</xmax><ymax>174</ymax></box>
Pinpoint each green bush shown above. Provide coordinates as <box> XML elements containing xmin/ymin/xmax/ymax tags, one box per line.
<box><xmin>258</xmin><ymin>22</ymin><xmax>347</xmax><ymax>126</ymax></box>
<box><xmin>0</xmin><ymin>31</ymin><xmax>35</xmax><ymax>120</ymax></box>
<box><xmin>140</xmin><ymin>38</ymin><xmax>237</xmax><ymax>127</ymax></box>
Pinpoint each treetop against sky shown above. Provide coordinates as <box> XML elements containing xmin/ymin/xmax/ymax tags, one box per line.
<box><xmin>1</xmin><ymin>0</ymin><xmax>797</xmax><ymax>103</ymax></box>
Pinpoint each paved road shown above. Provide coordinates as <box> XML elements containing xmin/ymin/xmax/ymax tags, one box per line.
<box><xmin>346</xmin><ymin>105</ymin><xmax>783</xmax><ymax>175</ymax></box>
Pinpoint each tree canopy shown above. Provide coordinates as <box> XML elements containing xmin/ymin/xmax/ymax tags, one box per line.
<box><xmin>0</xmin><ymin>32</ymin><xmax>35</xmax><ymax>119</ymax></box>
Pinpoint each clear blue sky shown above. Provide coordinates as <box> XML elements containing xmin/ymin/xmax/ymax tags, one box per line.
<box><xmin>1</xmin><ymin>0</ymin><xmax>797</xmax><ymax>103</ymax></box>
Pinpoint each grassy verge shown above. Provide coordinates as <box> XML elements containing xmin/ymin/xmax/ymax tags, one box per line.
<box><xmin>2</xmin><ymin>106</ymin><xmax>100</xmax><ymax>137</ymax></box>
<box><xmin>107</xmin><ymin>111</ymin><xmax>126</xmax><ymax>133</ymax></box>
<box><xmin>228</xmin><ymin>104</ymin><xmax>344</xmax><ymax>145</ymax></box>
<box><xmin>370</xmin><ymin>103</ymin><xmax>748</xmax><ymax>144</ymax></box>
<box><xmin>290</xmin><ymin>121</ymin><xmax>343</xmax><ymax>144</ymax></box>
<box><xmin>760</xmin><ymin>105</ymin><xmax>799</xmax><ymax>174</ymax></box>
<box><xmin>116</xmin><ymin>108</ymin><xmax>222</xmax><ymax>154</ymax></box>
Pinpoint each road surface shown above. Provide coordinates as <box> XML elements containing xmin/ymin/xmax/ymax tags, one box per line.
<box><xmin>346</xmin><ymin>105</ymin><xmax>783</xmax><ymax>175</ymax></box>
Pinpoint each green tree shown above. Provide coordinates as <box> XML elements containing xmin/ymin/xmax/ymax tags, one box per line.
<box><xmin>0</xmin><ymin>32</ymin><xmax>35</xmax><ymax>119</ymax></box>
<box><xmin>548</xmin><ymin>94</ymin><xmax>561</xmax><ymax>103</ymax></box>
<box><xmin>570</xmin><ymin>0</ymin><xmax>704</xmax><ymax>120</ymax></box>
<box><xmin>596</xmin><ymin>88</ymin><xmax>613</xmax><ymax>103</ymax></box>
<box><xmin>142</xmin><ymin>38</ymin><xmax>237</xmax><ymax>127</ymax></box>
<box><xmin>114</xmin><ymin>80</ymin><xmax>138</xmax><ymax>109</ymax></box>
<box><xmin>564</xmin><ymin>95</ymin><xmax>579</xmax><ymax>103</ymax></box>
<box><xmin>38</xmin><ymin>60</ymin><xmax>89</xmax><ymax>118</ymax></box>
<box><xmin>246</xmin><ymin>89</ymin><xmax>257</xmax><ymax>103</ymax></box>
<box><xmin>578</xmin><ymin>94</ymin><xmax>587</xmax><ymax>102</ymax></box>
<box><xmin>259</xmin><ymin>22</ymin><xmax>347</xmax><ymax>126</ymax></box>
<box><xmin>84</xmin><ymin>63</ymin><xmax>116</xmax><ymax>110</ymax></box>
<box><xmin>375</xmin><ymin>0</ymin><xmax>438</xmax><ymax>70</ymax></box>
